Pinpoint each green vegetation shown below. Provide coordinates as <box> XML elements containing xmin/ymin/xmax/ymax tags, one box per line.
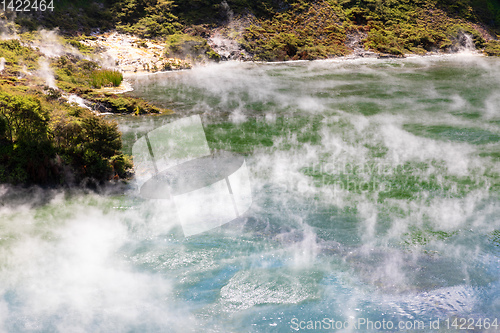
<box><xmin>0</xmin><ymin>36</ymin><xmax>166</xmax><ymax>186</ymax></box>
<box><xmin>3</xmin><ymin>0</ymin><xmax>500</xmax><ymax>187</ymax></box>
<box><xmin>485</xmin><ymin>39</ymin><xmax>500</xmax><ymax>55</ymax></box>
<box><xmin>51</xmin><ymin>55</ymin><xmax>162</xmax><ymax>114</ymax></box>
<box><xmin>0</xmin><ymin>84</ymin><xmax>132</xmax><ymax>185</ymax></box>
<box><xmin>0</xmin><ymin>39</ymin><xmax>41</xmax><ymax>76</ymax></box>
<box><xmin>240</xmin><ymin>0</ymin><xmax>495</xmax><ymax>59</ymax></box>
<box><xmin>112</xmin><ymin>0</ymin><xmax>182</xmax><ymax>38</ymax></box>
<box><xmin>9</xmin><ymin>0</ymin><xmax>500</xmax><ymax>59</ymax></box>
<box><xmin>164</xmin><ymin>33</ymin><xmax>221</xmax><ymax>61</ymax></box>
<box><xmin>90</xmin><ymin>69</ymin><xmax>123</xmax><ymax>89</ymax></box>
<box><xmin>243</xmin><ymin>1</ymin><xmax>349</xmax><ymax>61</ymax></box>
<box><xmin>82</xmin><ymin>92</ymin><xmax>165</xmax><ymax>115</ymax></box>
<box><xmin>54</xmin><ymin>56</ymin><xmax>104</xmax><ymax>92</ymax></box>
<box><xmin>65</xmin><ymin>36</ymin><xmax>98</xmax><ymax>55</ymax></box>
<box><xmin>346</xmin><ymin>0</ymin><xmax>487</xmax><ymax>54</ymax></box>
<box><xmin>11</xmin><ymin>0</ymin><xmax>115</xmax><ymax>35</ymax></box>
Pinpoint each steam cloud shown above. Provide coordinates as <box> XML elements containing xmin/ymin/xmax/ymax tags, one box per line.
<box><xmin>37</xmin><ymin>58</ymin><xmax>56</xmax><ymax>89</ymax></box>
<box><xmin>1</xmin><ymin>54</ymin><xmax>499</xmax><ymax>330</ymax></box>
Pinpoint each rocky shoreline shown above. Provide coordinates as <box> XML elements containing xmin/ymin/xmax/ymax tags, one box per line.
<box><xmin>82</xmin><ymin>30</ymin><xmax>487</xmax><ymax>80</ymax></box>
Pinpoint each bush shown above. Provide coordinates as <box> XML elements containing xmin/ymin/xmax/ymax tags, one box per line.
<box><xmin>13</xmin><ymin>0</ymin><xmax>114</xmax><ymax>35</ymax></box>
<box><xmin>0</xmin><ymin>91</ymin><xmax>58</xmax><ymax>184</ymax></box>
<box><xmin>82</xmin><ymin>148</ymin><xmax>113</xmax><ymax>181</ymax></box>
<box><xmin>242</xmin><ymin>1</ymin><xmax>349</xmax><ymax>61</ymax></box>
<box><xmin>0</xmin><ymin>91</ymin><xmax>49</xmax><ymax>144</ymax></box>
<box><xmin>0</xmin><ymin>86</ymin><xmax>133</xmax><ymax>186</ymax></box>
<box><xmin>52</xmin><ymin>107</ymin><xmax>127</xmax><ymax>183</ymax></box>
<box><xmin>83</xmin><ymin>93</ymin><xmax>162</xmax><ymax>114</ymax></box>
<box><xmin>485</xmin><ymin>40</ymin><xmax>500</xmax><ymax>56</ymax></box>
<box><xmin>90</xmin><ymin>69</ymin><xmax>123</xmax><ymax>89</ymax></box>
<box><xmin>0</xmin><ymin>39</ymin><xmax>41</xmax><ymax>75</ymax></box>
<box><xmin>113</xmin><ymin>0</ymin><xmax>182</xmax><ymax>37</ymax></box>
<box><xmin>164</xmin><ymin>33</ymin><xmax>220</xmax><ymax>61</ymax></box>
<box><xmin>111</xmin><ymin>154</ymin><xmax>133</xmax><ymax>178</ymax></box>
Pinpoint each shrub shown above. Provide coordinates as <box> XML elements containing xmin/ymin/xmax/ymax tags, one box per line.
<box><xmin>0</xmin><ymin>85</ymin><xmax>134</xmax><ymax>185</ymax></box>
<box><xmin>0</xmin><ymin>91</ymin><xmax>49</xmax><ymax>144</ymax></box>
<box><xmin>111</xmin><ymin>154</ymin><xmax>133</xmax><ymax>178</ymax></box>
<box><xmin>113</xmin><ymin>0</ymin><xmax>182</xmax><ymax>37</ymax></box>
<box><xmin>0</xmin><ymin>39</ymin><xmax>41</xmax><ymax>75</ymax></box>
<box><xmin>0</xmin><ymin>115</ymin><xmax>8</xmax><ymax>142</ymax></box>
<box><xmin>164</xmin><ymin>33</ymin><xmax>220</xmax><ymax>61</ymax></box>
<box><xmin>242</xmin><ymin>1</ymin><xmax>349</xmax><ymax>61</ymax></box>
<box><xmin>0</xmin><ymin>91</ymin><xmax>58</xmax><ymax>184</ymax></box>
<box><xmin>90</xmin><ymin>69</ymin><xmax>123</xmax><ymax>88</ymax></box>
<box><xmin>484</xmin><ymin>40</ymin><xmax>500</xmax><ymax>56</ymax></box>
<box><xmin>82</xmin><ymin>148</ymin><xmax>113</xmax><ymax>181</ymax></box>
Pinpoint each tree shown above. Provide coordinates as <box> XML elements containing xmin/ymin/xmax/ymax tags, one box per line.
<box><xmin>0</xmin><ymin>91</ymin><xmax>55</xmax><ymax>184</ymax></box>
<box><xmin>0</xmin><ymin>91</ymin><xmax>49</xmax><ymax>144</ymax></box>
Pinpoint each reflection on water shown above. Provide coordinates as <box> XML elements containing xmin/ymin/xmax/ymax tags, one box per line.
<box><xmin>1</xmin><ymin>55</ymin><xmax>499</xmax><ymax>332</ymax></box>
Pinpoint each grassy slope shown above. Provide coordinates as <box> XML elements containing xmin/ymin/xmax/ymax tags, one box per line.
<box><xmin>240</xmin><ymin>0</ymin><xmax>500</xmax><ymax>59</ymax></box>
<box><xmin>13</xmin><ymin>0</ymin><xmax>500</xmax><ymax>60</ymax></box>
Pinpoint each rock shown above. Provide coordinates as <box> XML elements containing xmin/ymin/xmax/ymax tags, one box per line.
<box><xmin>378</xmin><ymin>53</ymin><xmax>406</xmax><ymax>59</ymax></box>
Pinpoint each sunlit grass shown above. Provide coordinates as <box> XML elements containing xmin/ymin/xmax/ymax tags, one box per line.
<box><xmin>90</xmin><ymin>69</ymin><xmax>123</xmax><ymax>88</ymax></box>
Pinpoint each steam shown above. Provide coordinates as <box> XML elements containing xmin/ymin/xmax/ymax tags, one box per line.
<box><xmin>66</xmin><ymin>94</ymin><xmax>92</xmax><ymax>110</ymax></box>
<box><xmin>26</xmin><ymin>30</ymin><xmax>106</xmax><ymax>110</ymax></box>
<box><xmin>0</xmin><ymin>194</ymin><xmax>197</xmax><ymax>332</ymax></box>
<box><xmin>484</xmin><ymin>93</ymin><xmax>500</xmax><ymax>120</ymax></box>
<box><xmin>456</xmin><ymin>32</ymin><xmax>477</xmax><ymax>54</ymax></box>
<box><xmin>127</xmin><ymin>54</ymin><xmax>500</xmax><ymax>259</ymax></box>
<box><xmin>0</xmin><ymin>26</ymin><xmax>85</xmax><ymax>91</ymax></box>
<box><xmin>221</xmin><ymin>1</ymin><xmax>234</xmax><ymax>24</ymax></box>
<box><xmin>2</xmin><ymin>55</ymin><xmax>499</xmax><ymax>330</ymax></box>
<box><xmin>31</xmin><ymin>29</ymin><xmax>83</xmax><ymax>59</ymax></box>
<box><xmin>208</xmin><ymin>1</ymin><xmax>250</xmax><ymax>60</ymax></box>
<box><xmin>37</xmin><ymin>58</ymin><xmax>57</xmax><ymax>89</ymax></box>
<box><xmin>0</xmin><ymin>18</ymin><xmax>18</xmax><ymax>40</ymax></box>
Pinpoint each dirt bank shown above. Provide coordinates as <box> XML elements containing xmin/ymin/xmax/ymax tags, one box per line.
<box><xmin>81</xmin><ymin>32</ymin><xmax>191</xmax><ymax>75</ymax></box>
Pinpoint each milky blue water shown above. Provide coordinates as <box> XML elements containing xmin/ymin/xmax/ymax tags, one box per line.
<box><xmin>1</xmin><ymin>55</ymin><xmax>499</xmax><ymax>332</ymax></box>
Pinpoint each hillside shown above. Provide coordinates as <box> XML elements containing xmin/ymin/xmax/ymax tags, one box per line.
<box><xmin>7</xmin><ymin>0</ymin><xmax>500</xmax><ymax>60</ymax></box>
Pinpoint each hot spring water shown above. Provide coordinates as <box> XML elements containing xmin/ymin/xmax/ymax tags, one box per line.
<box><xmin>0</xmin><ymin>55</ymin><xmax>499</xmax><ymax>332</ymax></box>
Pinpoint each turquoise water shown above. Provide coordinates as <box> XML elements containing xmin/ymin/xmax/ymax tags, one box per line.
<box><xmin>1</xmin><ymin>55</ymin><xmax>499</xmax><ymax>332</ymax></box>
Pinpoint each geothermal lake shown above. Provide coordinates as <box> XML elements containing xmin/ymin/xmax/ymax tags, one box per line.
<box><xmin>1</xmin><ymin>55</ymin><xmax>499</xmax><ymax>332</ymax></box>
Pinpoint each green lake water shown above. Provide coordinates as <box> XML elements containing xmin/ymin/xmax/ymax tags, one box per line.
<box><xmin>0</xmin><ymin>54</ymin><xmax>499</xmax><ymax>332</ymax></box>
